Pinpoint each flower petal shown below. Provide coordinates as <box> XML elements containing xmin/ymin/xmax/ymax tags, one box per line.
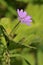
<box><xmin>22</xmin><ymin>11</ymin><xmax>27</xmax><ymax>18</ymax></box>
<box><xmin>25</xmin><ymin>16</ymin><xmax>32</xmax><ymax>20</ymax></box>
<box><xmin>17</xmin><ymin>9</ymin><xmax>32</xmax><ymax>26</ymax></box>
<box><xmin>19</xmin><ymin>9</ymin><xmax>23</xmax><ymax>17</ymax></box>
<box><xmin>19</xmin><ymin>11</ymin><xmax>27</xmax><ymax>18</ymax></box>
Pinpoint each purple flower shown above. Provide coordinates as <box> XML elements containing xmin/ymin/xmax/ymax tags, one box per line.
<box><xmin>17</xmin><ymin>9</ymin><xmax>32</xmax><ymax>25</ymax></box>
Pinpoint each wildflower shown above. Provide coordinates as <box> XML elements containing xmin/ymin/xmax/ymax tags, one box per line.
<box><xmin>17</xmin><ymin>9</ymin><xmax>32</xmax><ymax>25</ymax></box>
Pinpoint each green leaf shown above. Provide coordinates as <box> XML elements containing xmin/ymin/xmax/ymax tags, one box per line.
<box><xmin>10</xmin><ymin>54</ymin><xmax>31</xmax><ymax>65</ymax></box>
<box><xmin>37</xmin><ymin>50</ymin><xmax>43</xmax><ymax>65</ymax></box>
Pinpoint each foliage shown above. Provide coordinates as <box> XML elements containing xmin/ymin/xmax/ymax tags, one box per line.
<box><xmin>0</xmin><ymin>0</ymin><xmax>43</xmax><ymax>65</ymax></box>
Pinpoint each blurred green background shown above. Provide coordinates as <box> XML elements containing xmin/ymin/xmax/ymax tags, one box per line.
<box><xmin>0</xmin><ymin>0</ymin><xmax>43</xmax><ymax>65</ymax></box>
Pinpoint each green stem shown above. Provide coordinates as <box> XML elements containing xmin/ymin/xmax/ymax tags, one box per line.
<box><xmin>9</xmin><ymin>21</ymin><xmax>20</xmax><ymax>38</ymax></box>
<box><xmin>34</xmin><ymin>49</ymin><xmax>38</xmax><ymax>65</ymax></box>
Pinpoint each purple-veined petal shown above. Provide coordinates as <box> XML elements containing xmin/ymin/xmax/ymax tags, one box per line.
<box><xmin>25</xmin><ymin>16</ymin><xmax>32</xmax><ymax>20</ymax></box>
<box><xmin>17</xmin><ymin>9</ymin><xmax>27</xmax><ymax>18</ymax></box>
<box><xmin>23</xmin><ymin>19</ymin><xmax>32</xmax><ymax>25</ymax></box>
<box><xmin>17</xmin><ymin>9</ymin><xmax>32</xmax><ymax>26</ymax></box>
<box><xmin>20</xmin><ymin>11</ymin><xmax>27</xmax><ymax>18</ymax></box>
<box><xmin>18</xmin><ymin>9</ymin><xmax>23</xmax><ymax>17</ymax></box>
<box><xmin>17</xmin><ymin>9</ymin><xmax>23</xmax><ymax>17</ymax></box>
